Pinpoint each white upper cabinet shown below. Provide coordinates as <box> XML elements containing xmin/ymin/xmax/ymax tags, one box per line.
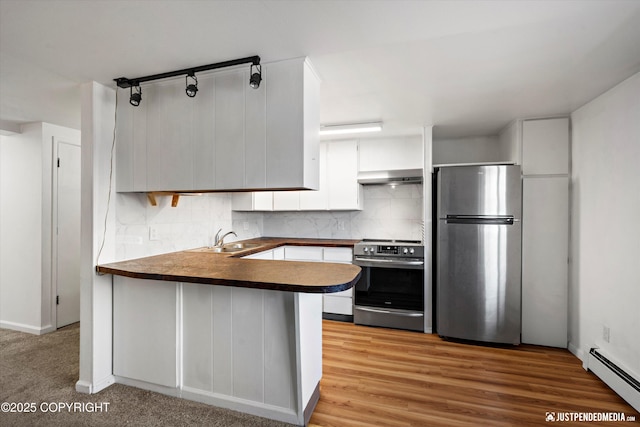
<box><xmin>521</xmin><ymin>118</ymin><xmax>569</xmax><ymax>175</ymax></box>
<box><xmin>299</xmin><ymin>142</ymin><xmax>328</xmax><ymax>210</ymax></box>
<box><xmin>233</xmin><ymin>139</ymin><xmax>362</xmax><ymax>211</ymax></box>
<box><xmin>214</xmin><ymin>71</ymin><xmax>246</xmax><ymax>190</ymax></box>
<box><xmin>359</xmin><ymin>136</ymin><xmax>423</xmax><ymax>171</ymax></box>
<box><xmin>327</xmin><ymin>140</ymin><xmax>362</xmax><ymax>210</ymax></box>
<box><xmin>116</xmin><ymin>57</ymin><xmax>320</xmax><ymax>193</ymax></box>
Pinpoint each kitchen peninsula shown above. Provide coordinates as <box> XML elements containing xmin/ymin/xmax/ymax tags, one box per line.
<box><xmin>96</xmin><ymin>238</ymin><xmax>360</xmax><ymax>426</ymax></box>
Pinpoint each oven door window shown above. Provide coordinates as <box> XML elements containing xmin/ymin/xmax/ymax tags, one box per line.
<box><xmin>355</xmin><ymin>267</ymin><xmax>424</xmax><ymax>311</ymax></box>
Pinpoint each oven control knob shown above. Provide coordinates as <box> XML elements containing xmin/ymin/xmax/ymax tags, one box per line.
<box><xmin>409</xmin><ymin>248</ymin><xmax>415</xmax><ymax>254</ymax></box>
<box><xmin>370</xmin><ymin>247</ymin><xmax>375</xmax><ymax>253</ymax></box>
<box><xmin>364</xmin><ymin>247</ymin><xmax>369</xmax><ymax>253</ymax></box>
<box><xmin>403</xmin><ymin>248</ymin><xmax>408</xmax><ymax>254</ymax></box>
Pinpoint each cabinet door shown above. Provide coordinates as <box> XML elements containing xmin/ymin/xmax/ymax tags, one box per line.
<box><xmin>522</xmin><ymin>118</ymin><xmax>569</xmax><ymax>175</ymax></box>
<box><xmin>283</xmin><ymin>246</ymin><xmax>323</xmax><ymax>261</ymax></box>
<box><xmin>273</xmin><ymin>191</ymin><xmax>300</xmax><ymax>211</ymax></box>
<box><xmin>522</xmin><ymin>176</ymin><xmax>569</xmax><ymax>347</ymax></box>
<box><xmin>266</xmin><ymin>60</ymin><xmax>303</xmax><ymax>188</ymax></box>
<box><xmin>215</xmin><ymin>71</ymin><xmax>246</xmax><ymax>190</ymax></box>
<box><xmin>327</xmin><ymin>140</ymin><xmax>362</xmax><ymax>210</ymax></box>
<box><xmin>358</xmin><ymin>136</ymin><xmax>423</xmax><ymax>171</ymax></box>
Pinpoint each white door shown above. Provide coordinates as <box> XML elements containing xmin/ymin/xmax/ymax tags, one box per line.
<box><xmin>55</xmin><ymin>141</ymin><xmax>81</xmax><ymax>328</ymax></box>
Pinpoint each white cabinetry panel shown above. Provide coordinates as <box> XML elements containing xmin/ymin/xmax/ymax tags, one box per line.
<box><xmin>284</xmin><ymin>246</ymin><xmax>323</xmax><ymax>261</ymax></box>
<box><xmin>215</xmin><ymin>71</ymin><xmax>246</xmax><ymax>190</ymax></box>
<box><xmin>116</xmin><ymin>57</ymin><xmax>319</xmax><ymax>193</ymax></box>
<box><xmin>182</xmin><ymin>283</ymin><xmax>213</xmax><ymax>392</ymax></box>
<box><xmin>299</xmin><ymin>142</ymin><xmax>328</xmax><ymax>210</ymax></box>
<box><xmin>327</xmin><ymin>140</ymin><xmax>362</xmax><ymax>210</ymax></box>
<box><xmin>522</xmin><ymin>177</ymin><xmax>569</xmax><ymax>347</ymax></box>
<box><xmin>273</xmin><ymin>191</ymin><xmax>300</xmax><ymax>211</ymax></box>
<box><xmin>522</xmin><ymin>118</ymin><xmax>569</xmax><ymax>175</ymax></box>
<box><xmin>359</xmin><ymin>136</ymin><xmax>423</xmax><ymax>171</ymax></box>
<box><xmin>113</xmin><ymin>277</ymin><xmax>177</xmax><ymax>387</ymax></box>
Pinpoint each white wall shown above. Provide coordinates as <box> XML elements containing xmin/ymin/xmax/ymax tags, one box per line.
<box><xmin>0</xmin><ymin>125</ymin><xmax>43</xmax><ymax>332</ymax></box>
<box><xmin>569</xmin><ymin>71</ymin><xmax>640</xmax><ymax>379</ymax></box>
<box><xmin>0</xmin><ymin>122</ymin><xmax>79</xmax><ymax>334</ymax></box>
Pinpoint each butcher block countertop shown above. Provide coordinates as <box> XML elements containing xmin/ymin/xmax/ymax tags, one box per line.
<box><xmin>96</xmin><ymin>237</ymin><xmax>361</xmax><ymax>293</ymax></box>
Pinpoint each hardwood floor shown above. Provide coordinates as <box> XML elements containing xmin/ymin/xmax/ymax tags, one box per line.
<box><xmin>310</xmin><ymin>320</ymin><xmax>639</xmax><ymax>427</ymax></box>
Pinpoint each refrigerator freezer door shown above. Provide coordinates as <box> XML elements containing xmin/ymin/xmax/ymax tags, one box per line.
<box><xmin>437</xmin><ymin>220</ymin><xmax>522</xmax><ymax>344</ymax></box>
<box><xmin>437</xmin><ymin>165</ymin><xmax>522</xmax><ymax>219</ymax></box>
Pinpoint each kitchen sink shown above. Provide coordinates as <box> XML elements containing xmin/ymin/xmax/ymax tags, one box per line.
<box><xmin>190</xmin><ymin>243</ymin><xmax>262</xmax><ymax>253</ymax></box>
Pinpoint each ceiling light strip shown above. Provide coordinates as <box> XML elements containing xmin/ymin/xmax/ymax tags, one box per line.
<box><xmin>319</xmin><ymin>122</ymin><xmax>383</xmax><ymax>136</ymax></box>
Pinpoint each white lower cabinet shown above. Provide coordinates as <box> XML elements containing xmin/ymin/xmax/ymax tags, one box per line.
<box><xmin>243</xmin><ymin>246</ymin><xmax>355</xmax><ymax>317</ymax></box>
<box><xmin>521</xmin><ymin>176</ymin><xmax>569</xmax><ymax>347</ymax></box>
<box><xmin>113</xmin><ymin>277</ymin><xmax>178</xmax><ymax>387</ymax></box>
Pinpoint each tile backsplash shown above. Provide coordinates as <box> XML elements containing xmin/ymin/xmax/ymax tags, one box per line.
<box><xmin>262</xmin><ymin>184</ymin><xmax>424</xmax><ymax>241</ymax></box>
<box><xmin>115</xmin><ymin>183</ymin><xmax>424</xmax><ymax>260</ymax></box>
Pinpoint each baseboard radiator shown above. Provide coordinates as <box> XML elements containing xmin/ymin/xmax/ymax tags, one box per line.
<box><xmin>588</xmin><ymin>348</ymin><xmax>640</xmax><ymax>413</ymax></box>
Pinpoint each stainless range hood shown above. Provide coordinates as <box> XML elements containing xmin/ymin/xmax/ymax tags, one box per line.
<box><xmin>357</xmin><ymin>168</ymin><xmax>423</xmax><ymax>185</ymax></box>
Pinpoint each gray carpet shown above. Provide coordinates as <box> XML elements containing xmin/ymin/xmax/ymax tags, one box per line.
<box><xmin>0</xmin><ymin>323</ymin><xmax>293</xmax><ymax>426</ymax></box>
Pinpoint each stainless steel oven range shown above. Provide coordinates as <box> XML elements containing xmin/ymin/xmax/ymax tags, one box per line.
<box><xmin>353</xmin><ymin>240</ymin><xmax>425</xmax><ymax>332</ymax></box>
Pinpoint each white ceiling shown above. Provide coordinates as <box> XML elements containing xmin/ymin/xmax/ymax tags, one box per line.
<box><xmin>1</xmin><ymin>0</ymin><xmax>639</xmax><ymax>139</ymax></box>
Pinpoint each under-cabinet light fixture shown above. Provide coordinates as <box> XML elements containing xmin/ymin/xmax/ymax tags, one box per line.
<box><xmin>319</xmin><ymin>121</ymin><xmax>383</xmax><ymax>136</ymax></box>
<box><xmin>115</xmin><ymin>55</ymin><xmax>261</xmax><ymax>106</ymax></box>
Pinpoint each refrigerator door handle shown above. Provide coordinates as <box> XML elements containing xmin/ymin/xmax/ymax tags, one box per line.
<box><xmin>445</xmin><ymin>215</ymin><xmax>515</xmax><ymax>225</ymax></box>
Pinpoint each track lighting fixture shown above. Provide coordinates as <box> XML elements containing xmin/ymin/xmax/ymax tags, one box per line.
<box><xmin>115</xmin><ymin>56</ymin><xmax>261</xmax><ymax>106</ymax></box>
<box><xmin>249</xmin><ymin>64</ymin><xmax>262</xmax><ymax>89</ymax></box>
<box><xmin>129</xmin><ymin>84</ymin><xmax>142</xmax><ymax>107</ymax></box>
<box><xmin>185</xmin><ymin>73</ymin><xmax>198</xmax><ymax>98</ymax></box>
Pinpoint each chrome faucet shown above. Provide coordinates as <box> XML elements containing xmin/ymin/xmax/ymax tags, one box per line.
<box><xmin>214</xmin><ymin>228</ymin><xmax>237</xmax><ymax>247</ymax></box>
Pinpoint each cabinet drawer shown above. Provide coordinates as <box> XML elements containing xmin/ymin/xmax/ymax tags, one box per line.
<box><xmin>323</xmin><ymin>295</ymin><xmax>353</xmax><ymax>315</ymax></box>
<box><xmin>284</xmin><ymin>246</ymin><xmax>323</xmax><ymax>261</ymax></box>
<box><xmin>323</xmin><ymin>247</ymin><xmax>353</xmax><ymax>263</ymax></box>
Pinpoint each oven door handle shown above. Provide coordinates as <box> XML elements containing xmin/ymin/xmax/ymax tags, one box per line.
<box><xmin>354</xmin><ymin>258</ymin><xmax>424</xmax><ymax>268</ymax></box>
<box><xmin>356</xmin><ymin>307</ymin><xmax>424</xmax><ymax>317</ymax></box>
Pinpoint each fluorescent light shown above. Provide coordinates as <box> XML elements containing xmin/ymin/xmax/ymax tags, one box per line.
<box><xmin>319</xmin><ymin>121</ymin><xmax>382</xmax><ymax>136</ymax></box>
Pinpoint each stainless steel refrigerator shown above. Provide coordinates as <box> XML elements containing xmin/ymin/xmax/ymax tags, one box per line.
<box><xmin>436</xmin><ymin>165</ymin><xmax>522</xmax><ymax>344</ymax></box>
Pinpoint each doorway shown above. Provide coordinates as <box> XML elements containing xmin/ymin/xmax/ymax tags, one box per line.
<box><xmin>53</xmin><ymin>139</ymin><xmax>81</xmax><ymax>328</ymax></box>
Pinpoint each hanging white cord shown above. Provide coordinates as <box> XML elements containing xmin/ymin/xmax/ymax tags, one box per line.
<box><xmin>95</xmin><ymin>88</ymin><xmax>118</xmax><ymax>266</ymax></box>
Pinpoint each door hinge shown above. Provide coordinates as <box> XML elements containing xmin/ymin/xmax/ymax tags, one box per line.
<box><xmin>56</xmin><ymin>295</ymin><xmax>59</xmax><ymax>305</ymax></box>
<box><xmin>57</xmin><ymin>158</ymin><xmax>60</xmax><ymax>168</ymax></box>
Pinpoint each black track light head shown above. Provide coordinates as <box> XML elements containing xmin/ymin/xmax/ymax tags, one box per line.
<box><xmin>250</xmin><ymin>64</ymin><xmax>262</xmax><ymax>89</ymax></box>
<box><xmin>185</xmin><ymin>73</ymin><xmax>198</xmax><ymax>98</ymax></box>
<box><xmin>129</xmin><ymin>84</ymin><xmax>142</xmax><ymax>107</ymax></box>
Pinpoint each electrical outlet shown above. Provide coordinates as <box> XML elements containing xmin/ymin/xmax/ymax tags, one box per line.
<box><xmin>602</xmin><ymin>325</ymin><xmax>610</xmax><ymax>343</ymax></box>
<box><xmin>149</xmin><ymin>225</ymin><xmax>159</xmax><ymax>241</ymax></box>
<box><xmin>337</xmin><ymin>220</ymin><xmax>345</xmax><ymax>231</ymax></box>
<box><xmin>243</xmin><ymin>221</ymin><xmax>250</xmax><ymax>231</ymax></box>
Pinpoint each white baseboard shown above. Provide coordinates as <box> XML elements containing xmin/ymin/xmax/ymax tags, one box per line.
<box><xmin>181</xmin><ymin>386</ymin><xmax>300</xmax><ymax>425</ymax></box>
<box><xmin>587</xmin><ymin>348</ymin><xmax>640</xmax><ymax>413</ymax></box>
<box><xmin>0</xmin><ymin>320</ymin><xmax>54</xmax><ymax>335</ymax></box>
<box><xmin>75</xmin><ymin>375</ymin><xmax>115</xmax><ymax>394</ymax></box>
